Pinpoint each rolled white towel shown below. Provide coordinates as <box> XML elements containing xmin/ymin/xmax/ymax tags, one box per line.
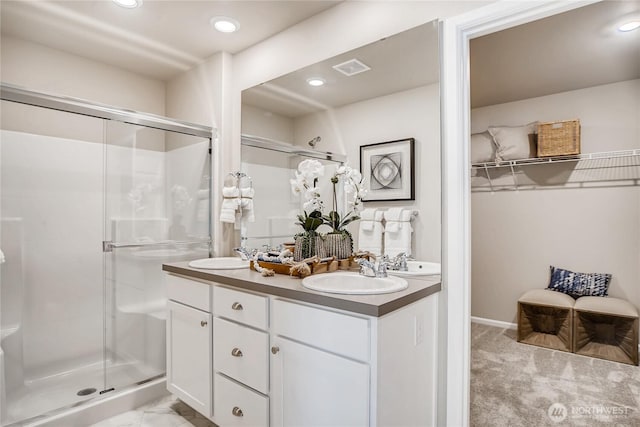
<box><xmin>240</xmin><ymin>187</ymin><xmax>254</xmax><ymax>198</ymax></box>
<box><xmin>222</xmin><ymin>186</ymin><xmax>240</xmax><ymax>198</ymax></box>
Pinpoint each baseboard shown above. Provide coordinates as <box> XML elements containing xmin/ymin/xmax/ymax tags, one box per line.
<box><xmin>471</xmin><ymin>316</ymin><xmax>517</xmax><ymax>330</ymax></box>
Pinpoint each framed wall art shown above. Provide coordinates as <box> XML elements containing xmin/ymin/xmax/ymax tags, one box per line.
<box><xmin>360</xmin><ymin>138</ymin><xmax>415</xmax><ymax>202</ymax></box>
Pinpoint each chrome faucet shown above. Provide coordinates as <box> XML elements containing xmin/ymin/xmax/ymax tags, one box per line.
<box><xmin>233</xmin><ymin>247</ymin><xmax>252</xmax><ymax>260</ymax></box>
<box><xmin>395</xmin><ymin>252</ymin><xmax>409</xmax><ymax>271</ymax></box>
<box><xmin>356</xmin><ymin>258</ymin><xmax>388</xmax><ymax>278</ymax></box>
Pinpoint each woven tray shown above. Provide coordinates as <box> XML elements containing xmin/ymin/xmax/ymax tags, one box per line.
<box><xmin>250</xmin><ymin>257</ymin><xmax>360</xmax><ymax>277</ymax></box>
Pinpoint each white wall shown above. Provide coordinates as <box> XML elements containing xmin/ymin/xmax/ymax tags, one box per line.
<box><xmin>293</xmin><ymin>84</ymin><xmax>441</xmax><ymax>262</ymax></box>
<box><xmin>0</xmin><ymin>36</ymin><xmax>165</xmax><ymax>115</ymax></box>
<box><xmin>471</xmin><ymin>79</ymin><xmax>640</xmax><ymax>324</ymax></box>
<box><xmin>241</xmin><ymin>104</ymin><xmax>294</xmax><ymax>143</ymax></box>
<box><xmin>166</xmin><ymin>52</ymin><xmax>233</xmax><ymax>256</ymax></box>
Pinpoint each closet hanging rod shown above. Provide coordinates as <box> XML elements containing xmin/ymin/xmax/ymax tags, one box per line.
<box><xmin>241</xmin><ymin>133</ymin><xmax>346</xmax><ymax>163</ymax></box>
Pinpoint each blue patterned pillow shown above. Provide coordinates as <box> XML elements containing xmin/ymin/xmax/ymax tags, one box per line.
<box><xmin>547</xmin><ymin>266</ymin><xmax>611</xmax><ymax>298</ymax></box>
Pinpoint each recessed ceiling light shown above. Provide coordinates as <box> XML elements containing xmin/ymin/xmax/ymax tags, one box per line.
<box><xmin>618</xmin><ymin>21</ymin><xmax>640</xmax><ymax>32</ymax></box>
<box><xmin>112</xmin><ymin>0</ymin><xmax>142</xmax><ymax>8</ymax></box>
<box><xmin>306</xmin><ymin>78</ymin><xmax>326</xmax><ymax>87</ymax></box>
<box><xmin>210</xmin><ymin>16</ymin><xmax>240</xmax><ymax>33</ymax></box>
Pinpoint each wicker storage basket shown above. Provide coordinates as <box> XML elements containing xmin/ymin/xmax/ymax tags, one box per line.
<box><xmin>537</xmin><ymin>119</ymin><xmax>581</xmax><ymax>157</ymax></box>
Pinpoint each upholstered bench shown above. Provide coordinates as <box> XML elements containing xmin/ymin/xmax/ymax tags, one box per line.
<box><xmin>573</xmin><ymin>296</ymin><xmax>639</xmax><ymax>365</ymax></box>
<box><xmin>517</xmin><ymin>289</ymin><xmax>575</xmax><ymax>352</ymax></box>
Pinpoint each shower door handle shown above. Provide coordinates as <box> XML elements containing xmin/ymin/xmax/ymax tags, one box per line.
<box><xmin>102</xmin><ymin>239</ymin><xmax>211</xmax><ymax>252</ymax></box>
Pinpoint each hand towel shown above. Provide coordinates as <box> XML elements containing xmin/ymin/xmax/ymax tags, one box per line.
<box><xmin>383</xmin><ymin>208</ymin><xmax>414</xmax><ymax>257</ymax></box>
<box><xmin>220</xmin><ymin>186</ymin><xmax>240</xmax><ymax>224</ymax></box>
<box><xmin>239</xmin><ymin>187</ymin><xmax>255</xmax><ymax>223</ymax></box>
<box><xmin>0</xmin><ymin>249</ymin><xmax>5</xmax><ymax>264</ymax></box>
<box><xmin>384</xmin><ymin>222</ymin><xmax>412</xmax><ymax>258</ymax></box>
<box><xmin>358</xmin><ymin>209</ymin><xmax>383</xmax><ymax>256</ymax></box>
<box><xmin>383</xmin><ymin>207</ymin><xmax>414</xmax><ymax>222</ymax></box>
<box><xmin>384</xmin><ymin>207</ymin><xmax>405</xmax><ymax>221</ymax></box>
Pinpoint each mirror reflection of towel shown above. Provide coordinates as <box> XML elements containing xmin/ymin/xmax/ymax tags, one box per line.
<box><xmin>221</xmin><ymin>186</ymin><xmax>240</xmax><ymax>223</ymax></box>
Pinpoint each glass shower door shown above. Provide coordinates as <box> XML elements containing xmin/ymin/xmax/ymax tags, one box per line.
<box><xmin>0</xmin><ymin>101</ymin><xmax>107</xmax><ymax>425</ymax></box>
<box><xmin>102</xmin><ymin>120</ymin><xmax>211</xmax><ymax>391</ymax></box>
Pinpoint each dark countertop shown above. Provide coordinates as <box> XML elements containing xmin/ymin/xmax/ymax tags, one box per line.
<box><xmin>163</xmin><ymin>261</ymin><xmax>441</xmax><ymax>317</ymax></box>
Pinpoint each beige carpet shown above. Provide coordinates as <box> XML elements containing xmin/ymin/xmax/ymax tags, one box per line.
<box><xmin>471</xmin><ymin>322</ymin><xmax>640</xmax><ymax>427</ymax></box>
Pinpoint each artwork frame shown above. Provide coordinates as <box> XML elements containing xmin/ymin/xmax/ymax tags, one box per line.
<box><xmin>360</xmin><ymin>138</ymin><xmax>415</xmax><ymax>202</ymax></box>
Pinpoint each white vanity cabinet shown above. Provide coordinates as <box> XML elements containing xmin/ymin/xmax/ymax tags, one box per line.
<box><xmin>270</xmin><ymin>296</ymin><xmax>438</xmax><ymax>427</ymax></box>
<box><xmin>270</xmin><ymin>298</ymin><xmax>371</xmax><ymax>425</ymax></box>
<box><xmin>166</xmin><ymin>275</ymin><xmax>213</xmax><ymax>418</ymax></box>
<box><xmin>165</xmin><ymin>270</ymin><xmax>439</xmax><ymax>427</ymax></box>
<box><xmin>212</xmin><ymin>285</ymin><xmax>270</xmax><ymax>426</ymax></box>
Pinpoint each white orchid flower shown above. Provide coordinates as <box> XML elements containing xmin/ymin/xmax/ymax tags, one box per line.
<box><xmin>298</xmin><ymin>159</ymin><xmax>324</xmax><ymax>180</ymax></box>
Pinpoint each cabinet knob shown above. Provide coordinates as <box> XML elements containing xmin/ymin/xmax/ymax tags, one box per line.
<box><xmin>231</xmin><ymin>347</ymin><xmax>243</xmax><ymax>357</ymax></box>
<box><xmin>271</xmin><ymin>346</ymin><xmax>280</xmax><ymax>354</ymax></box>
<box><xmin>231</xmin><ymin>302</ymin><xmax>243</xmax><ymax>311</ymax></box>
<box><xmin>232</xmin><ymin>406</ymin><xmax>244</xmax><ymax>417</ymax></box>
<box><xmin>200</xmin><ymin>320</ymin><xmax>208</xmax><ymax>327</ymax></box>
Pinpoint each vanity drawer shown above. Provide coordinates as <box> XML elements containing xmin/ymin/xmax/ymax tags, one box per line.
<box><xmin>214</xmin><ymin>317</ymin><xmax>269</xmax><ymax>394</ymax></box>
<box><xmin>167</xmin><ymin>274</ymin><xmax>211</xmax><ymax>312</ymax></box>
<box><xmin>272</xmin><ymin>299</ymin><xmax>370</xmax><ymax>362</ymax></box>
<box><xmin>214</xmin><ymin>374</ymin><xmax>268</xmax><ymax>427</ymax></box>
<box><xmin>214</xmin><ymin>285</ymin><xmax>268</xmax><ymax>330</ymax></box>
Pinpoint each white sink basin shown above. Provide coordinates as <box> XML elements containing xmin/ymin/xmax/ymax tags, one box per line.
<box><xmin>387</xmin><ymin>261</ymin><xmax>441</xmax><ymax>277</ymax></box>
<box><xmin>188</xmin><ymin>257</ymin><xmax>249</xmax><ymax>270</ymax></box>
<box><xmin>302</xmin><ymin>272</ymin><xmax>408</xmax><ymax>295</ymax></box>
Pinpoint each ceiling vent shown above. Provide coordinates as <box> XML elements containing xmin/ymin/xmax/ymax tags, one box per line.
<box><xmin>332</xmin><ymin>59</ymin><xmax>371</xmax><ymax>77</ymax></box>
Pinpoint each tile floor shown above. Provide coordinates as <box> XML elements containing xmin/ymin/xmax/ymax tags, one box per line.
<box><xmin>89</xmin><ymin>395</ymin><xmax>217</xmax><ymax>427</ymax></box>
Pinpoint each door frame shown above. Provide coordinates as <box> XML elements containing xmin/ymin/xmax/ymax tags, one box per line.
<box><xmin>439</xmin><ymin>1</ymin><xmax>600</xmax><ymax>425</ymax></box>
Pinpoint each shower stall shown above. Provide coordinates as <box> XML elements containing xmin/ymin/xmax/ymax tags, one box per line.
<box><xmin>239</xmin><ymin>134</ymin><xmax>346</xmax><ymax>250</ymax></box>
<box><xmin>0</xmin><ymin>85</ymin><xmax>212</xmax><ymax>426</ymax></box>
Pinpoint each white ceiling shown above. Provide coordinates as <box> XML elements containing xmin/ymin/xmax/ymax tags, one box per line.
<box><xmin>1</xmin><ymin>0</ymin><xmax>638</xmax><ymax>109</ymax></box>
<box><xmin>0</xmin><ymin>0</ymin><xmax>341</xmax><ymax>80</ymax></box>
<box><xmin>470</xmin><ymin>0</ymin><xmax>640</xmax><ymax>108</ymax></box>
<box><xmin>242</xmin><ymin>21</ymin><xmax>440</xmax><ymax>118</ymax></box>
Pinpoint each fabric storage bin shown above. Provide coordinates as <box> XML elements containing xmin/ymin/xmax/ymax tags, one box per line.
<box><xmin>537</xmin><ymin>119</ymin><xmax>580</xmax><ymax>157</ymax></box>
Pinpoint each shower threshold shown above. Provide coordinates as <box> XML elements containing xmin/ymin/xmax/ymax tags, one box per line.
<box><xmin>2</xmin><ymin>360</ymin><xmax>162</xmax><ymax>426</ymax></box>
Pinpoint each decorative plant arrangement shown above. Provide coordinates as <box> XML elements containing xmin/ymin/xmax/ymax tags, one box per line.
<box><xmin>290</xmin><ymin>159</ymin><xmax>367</xmax><ymax>261</ymax></box>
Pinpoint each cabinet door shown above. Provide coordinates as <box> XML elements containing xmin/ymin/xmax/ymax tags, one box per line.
<box><xmin>167</xmin><ymin>300</ymin><xmax>212</xmax><ymax>417</ymax></box>
<box><xmin>270</xmin><ymin>336</ymin><xmax>370</xmax><ymax>427</ymax></box>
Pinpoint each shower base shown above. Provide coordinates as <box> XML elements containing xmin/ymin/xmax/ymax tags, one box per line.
<box><xmin>2</xmin><ymin>360</ymin><xmax>162</xmax><ymax>426</ymax></box>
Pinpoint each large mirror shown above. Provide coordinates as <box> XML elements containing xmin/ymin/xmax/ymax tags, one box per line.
<box><xmin>240</xmin><ymin>20</ymin><xmax>441</xmax><ymax>262</ymax></box>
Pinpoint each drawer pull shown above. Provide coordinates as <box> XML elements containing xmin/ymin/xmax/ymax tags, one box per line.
<box><xmin>231</xmin><ymin>347</ymin><xmax>243</xmax><ymax>357</ymax></box>
<box><xmin>271</xmin><ymin>346</ymin><xmax>280</xmax><ymax>354</ymax></box>
<box><xmin>232</xmin><ymin>406</ymin><xmax>244</xmax><ymax>417</ymax></box>
<box><xmin>231</xmin><ymin>302</ymin><xmax>243</xmax><ymax>311</ymax></box>
<box><xmin>200</xmin><ymin>320</ymin><xmax>208</xmax><ymax>327</ymax></box>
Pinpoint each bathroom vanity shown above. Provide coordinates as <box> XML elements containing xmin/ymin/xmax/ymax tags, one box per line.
<box><xmin>162</xmin><ymin>262</ymin><xmax>441</xmax><ymax>426</ymax></box>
